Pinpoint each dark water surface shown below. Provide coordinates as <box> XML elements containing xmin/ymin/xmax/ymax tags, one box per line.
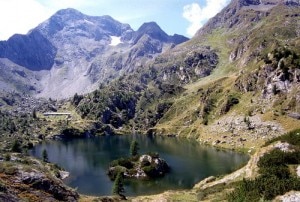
<box><xmin>30</xmin><ymin>135</ymin><xmax>249</xmax><ymax>196</ymax></box>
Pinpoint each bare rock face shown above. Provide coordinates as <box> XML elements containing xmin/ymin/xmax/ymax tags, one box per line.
<box><xmin>0</xmin><ymin>158</ymin><xmax>79</xmax><ymax>202</ymax></box>
<box><xmin>0</xmin><ymin>30</ymin><xmax>56</xmax><ymax>71</ymax></box>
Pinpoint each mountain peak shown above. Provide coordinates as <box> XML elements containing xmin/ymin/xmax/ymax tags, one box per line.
<box><xmin>139</xmin><ymin>22</ymin><xmax>162</xmax><ymax>30</ymax></box>
<box><xmin>54</xmin><ymin>8</ymin><xmax>85</xmax><ymax>19</ymax></box>
<box><xmin>136</xmin><ymin>22</ymin><xmax>169</xmax><ymax>42</ymax></box>
<box><xmin>138</xmin><ymin>22</ymin><xmax>167</xmax><ymax>36</ymax></box>
<box><xmin>56</xmin><ymin>8</ymin><xmax>82</xmax><ymax>14</ymax></box>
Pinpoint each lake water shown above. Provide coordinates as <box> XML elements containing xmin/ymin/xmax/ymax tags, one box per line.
<box><xmin>30</xmin><ymin>135</ymin><xmax>249</xmax><ymax>196</ymax></box>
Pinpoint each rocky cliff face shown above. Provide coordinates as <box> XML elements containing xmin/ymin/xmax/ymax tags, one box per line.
<box><xmin>0</xmin><ymin>8</ymin><xmax>188</xmax><ymax>98</ymax></box>
<box><xmin>0</xmin><ymin>31</ymin><xmax>56</xmax><ymax>71</ymax></box>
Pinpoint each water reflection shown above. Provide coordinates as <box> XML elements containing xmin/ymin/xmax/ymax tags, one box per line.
<box><xmin>30</xmin><ymin>135</ymin><xmax>248</xmax><ymax>196</ymax></box>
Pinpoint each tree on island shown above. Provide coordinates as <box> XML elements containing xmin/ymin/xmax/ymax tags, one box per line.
<box><xmin>42</xmin><ymin>149</ymin><xmax>49</xmax><ymax>162</ymax></box>
<box><xmin>112</xmin><ymin>172</ymin><xmax>126</xmax><ymax>200</ymax></box>
<box><xmin>129</xmin><ymin>140</ymin><xmax>139</xmax><ymax>156</ymax></box>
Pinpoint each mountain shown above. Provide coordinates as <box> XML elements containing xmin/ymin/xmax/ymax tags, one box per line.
<box><xmin>73</xmin><ymin>0</ymin><xmax>300</xmax><ymax>146</ymax></box>
<box><xmin>0</xmin><ymin>0</ymin><xmax>300</xmax><ymax>201</ymax></box>
<box><xmin>150</xmin><ymin>0</ymin><xmax>300</xmax><ymax>143</ymax></box>
<box><xmin>0</xmin><ymin>8</ymin><xmax>188</xmax><ymax>98</ymax></box>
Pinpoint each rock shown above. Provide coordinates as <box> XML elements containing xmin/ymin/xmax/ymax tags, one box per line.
<box><xmin>275</xmin><ymin>191</ymin><xmax>300</xmax><ymax>202</ymax></box>
<box><xmin>203</xmin><ymin>176</ymin><xmax>216</xmax><ymax>183</ymax></box>
<box><xmin>0</xmin><ymin>163</ymin><xmax>79</xmax><ymax>202</ymax></box>
<box><xmin>274</xmin><ymin>142</ymin><xmax>294</xmax><ymax>152</ymax></box>
<box><xmin>288</xmin><ymin>112</ymin><xmax>300</xmax><ymax>120</ymax></box>
<box><xmin>139</xmin><ymin>155</ymin><xmax>152</xmax><ymax>164</ymax></box>
<box><xmin>59</xmin><ymin>171</ymin><xmax>70</xmax><ymax>179</ymax></box>
<box><xmin>297</xmin><ymin>165</ymin><xmax>300</xmax><ymax>177</ymax></box>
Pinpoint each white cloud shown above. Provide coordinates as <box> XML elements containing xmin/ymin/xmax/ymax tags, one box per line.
<box><xmin>0</xmin><ymin>0</ymin><xmax>52</xmax><ymax>40</ymax></box>
<box><xmin>0</xmin><ymin>0</ymin><xmax>99</xmax><ymax>40</ymax></box>
<box><xmin>183</xmin><ymin>0</ymin><xmax>230</xmax><ymax>37</ymax></box>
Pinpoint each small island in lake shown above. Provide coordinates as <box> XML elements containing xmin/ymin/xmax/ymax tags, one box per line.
<box><xmin>108</xmin><ymin>140</ymin><xmax>170</xmax><ymax>180</ymax></box>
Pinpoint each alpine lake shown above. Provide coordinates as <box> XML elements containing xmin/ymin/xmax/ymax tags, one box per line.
<box><xmin>30</xmin><ymin>134</ymin><xmax>249</xmax><ymax>196</ymax></box>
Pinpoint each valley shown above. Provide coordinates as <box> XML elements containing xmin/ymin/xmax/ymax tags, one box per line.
<box><xmin>0</xmin><ymin>0</ymin><xmax>300</xmax><ymax>201</ymax></box>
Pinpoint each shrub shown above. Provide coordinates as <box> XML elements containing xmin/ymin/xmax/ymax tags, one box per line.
<box><xmin>142</xmin><ymin>165</ymin><xmax>157</xmax><ymax>177</ymax></box>
<box><xmin>4</xmin><ymin>153</ymin><xmax>10</xmax><ymax>161</ymax></box>
<box><xmin>222</xmin><ymin>95</ymin><xmax>239</xmax><ymax>113</ymax></box>
<box><xmin>0</xmin><ymin>181</ymin><xmax>7</xmax><ymax>192</ymax></box>
<box><xmin>110</xmin><ymin>158</ymin><xmax>133</xmax><ymax>169</ymax></box>
<box><xmin>11</xmin><ymin>140</ymin><xmax>22</xmax><ymax>153</ymax></box>
<box><xmin>228</xmin><ymin>142</ymin><xmax>300</xmax><ymax>201</ymax></box>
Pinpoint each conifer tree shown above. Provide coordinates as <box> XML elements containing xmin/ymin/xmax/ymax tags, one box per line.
<box><xmin>129</xmin><ymin>140</ymin><xmax>139</xmax><ymax>156</ymax></box>
<box><xmin>112</xmin><ymin>172</ymin><xmax>126</xmax><ymax>199</ymax></box>
<box><xmin>42</xmin><ymin>149</ymin><xmax>49</xmax><ymax>162</ymax></box>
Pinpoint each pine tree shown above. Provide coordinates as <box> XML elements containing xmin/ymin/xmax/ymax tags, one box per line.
<box><xmin>112</xmin><ymin>172</ymin><xmax>126</xmax><ymax>199</ymax></box>
<box><xmin>129</xmin><ymin>140</ymin><xmax>139</xmax><ymax>156</ymax></box>
<box><xmin>42</xmin><ymin>149</ymin><xmax>49</xmax><ymax>162</ymax></box>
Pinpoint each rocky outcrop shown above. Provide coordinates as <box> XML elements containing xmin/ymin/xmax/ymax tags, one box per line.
<box><xmin>0</xmin><ymin>156</ymin><xmax>79</xmax><ymax>201</ymax></box>
<box><xmin>206</xmin><ymin>114</ymin><xmax>283</xmax><ymax>147</ymax></box>
<box><xmin>275</xmin><ymin>191</ymin><xmax>300</xmax><ymax>202</ymax></box>
<box><xmin>108</xmin><ymin>154</ymin><xmax>170</xmax><ymax>180</ymax></box>
<box><xmin>0</xmin><ymin>30</ymin><xmax>56</xmax><ymax>71</ymax></box>
<box><xmin>155</xmin><ymin>46</ymin><xmax>218</xmax><ymax>84</ymax></box>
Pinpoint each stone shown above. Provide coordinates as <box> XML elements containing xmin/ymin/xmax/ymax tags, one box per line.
<box><xmin>275</xmin><ymin>191</ymin><xmax>300</xmax><ymax>202</ymax></box>
<box><xmin>274</xmin><ymin>142</ymin><xmax>293</xmax><ymax>152</ymax></box>
<box><xmin>139</xmin><ymin>155</ymin><xmax>152</xmax><ymax>164</ymax></box>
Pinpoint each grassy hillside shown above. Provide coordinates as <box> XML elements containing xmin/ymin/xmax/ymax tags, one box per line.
<box><xmin>151</xmin><ymin>3</ymin><xmax>300</xmax><ymax>149</ymax></box>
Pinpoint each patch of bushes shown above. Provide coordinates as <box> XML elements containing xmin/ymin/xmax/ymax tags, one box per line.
<box><xmin>142</xmin><ymin>165</ymin><xmax>158</xmax><ymax>178</ymax></box>
<box><xmin>110</xmin><ymin>157</ymin><xmax>134</xmax><ymax>169</ymax></box>
<box><xmin>108</xmin><ymin>166</ymin><xmax>127</xmax><ymax>180</ymax></box>
<box><xmin>60</xmin><ymin>128</ymin><xmax>83</xmax><ymax>138</ymax></box>
<box><xmin>11</xmin><ymin>140</ymin><xmax>22</xmax><ymax>153</ymax></box>
<box><xmin>227</xmin><ymin>139</ymin><xmax>300</xmax><ymax>201</ymax></box>
<box><xmin>265</xmin><ymin>128</ymin><xmax>300</xmax><ymax>146</ymax></box>
<box><xmin>228</xmin><ymin>176</ymin><xmax>300</xmax><ymax>201</ymax></box>
<box><xmin>0</xmin><ymin>181</ymin><xmax>7</xmax><ymax>192</ymax></box>
<box><xmin>202</xmin><ymin>98</ymin><xmax>217</xmax><ymax>125</ymax></box>
<box><xmin>222</xmin><ymin>94</ymin><xmax>239</xmax><ymax>114</ymax></box>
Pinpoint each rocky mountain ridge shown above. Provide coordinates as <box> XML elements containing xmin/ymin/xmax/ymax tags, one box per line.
<box><xmin>0</xmin><ymin>8</ymin><xmax>188</xmax><ymax>98</ymax></box>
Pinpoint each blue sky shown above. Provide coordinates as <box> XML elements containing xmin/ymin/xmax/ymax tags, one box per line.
<box><xmin>0</xmin><ymin>0</ymin><xmax>230</xmax><ymax>40</ymax></box>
